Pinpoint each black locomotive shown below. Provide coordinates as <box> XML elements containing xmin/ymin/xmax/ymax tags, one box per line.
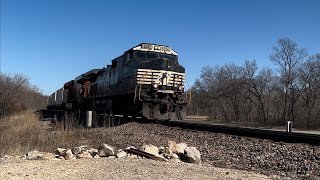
<box><xmin>48</xmin><ymin>43</ymin><xmax>188</xmax><ymax>126</ymax></box>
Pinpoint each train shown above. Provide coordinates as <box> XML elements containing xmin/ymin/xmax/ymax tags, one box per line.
<box><xmin>47</xmin><ymin>43</ymin><xmax>189</xmax><ymax>126</ymax></box>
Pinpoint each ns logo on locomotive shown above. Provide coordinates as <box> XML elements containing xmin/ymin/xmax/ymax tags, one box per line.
<box><xmin>48</xmin><ymin>43</ymin><xmax>189</xmax><ymax>125</ymax></box>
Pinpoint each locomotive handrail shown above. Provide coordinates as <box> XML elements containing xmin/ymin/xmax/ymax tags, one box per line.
<box><xmin>134</xmin><ymin>71</ymin><xmax>149</xmax><ymax>104</ymax></box>
<box><xmin>184</xmin><ymin>76</ymin><xmax>192</xmax><ymax>104</ymax></box>
<box><xmin>133</xmin><ymin>84</ymin><xmax>143</xmax><ymax>104</ymax></box>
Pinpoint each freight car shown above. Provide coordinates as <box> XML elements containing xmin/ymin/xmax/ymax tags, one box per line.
<box><xmin>47</xmin><ymin>43</ymin><xmax>189</xmax><ymax>126</ymax></box>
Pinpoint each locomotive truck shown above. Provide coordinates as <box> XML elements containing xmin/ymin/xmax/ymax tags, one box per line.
<box><xmin>47</xmin><ymin>43</ymin><xmax>188</xmax><ymax>126</ymax></box>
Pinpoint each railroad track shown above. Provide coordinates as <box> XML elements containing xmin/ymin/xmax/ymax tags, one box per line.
<box><xmin>154</xmin><ymin>120</ymin><xmax>320</xmax><ymax>146</ymax></box>
<box><xmin>37</xmin><ymin>109</ymin><xmax>320</xmax><ymax>146</ymax></box>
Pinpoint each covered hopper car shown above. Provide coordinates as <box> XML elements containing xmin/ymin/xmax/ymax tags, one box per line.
<box><xmin>48</xmin><ymin>43</ymin><xmax>189</xmax><ymax>126</ymax></box>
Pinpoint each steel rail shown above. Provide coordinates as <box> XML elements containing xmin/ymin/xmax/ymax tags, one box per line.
<box><xmin>156</xmin><ymin>120</ymin><xmax>320</xmax><ymax>146</ymax></box>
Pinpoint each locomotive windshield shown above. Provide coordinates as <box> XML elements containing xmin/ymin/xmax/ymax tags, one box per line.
<box><xmin>159</xmin><ymin>53</ymin><xmax>178</xmax><ymax>63</ymax></box>
<box><xmin>134</xmin><ymin>51</ymin><xmax>178</xmax><ymax>63</ymax></box>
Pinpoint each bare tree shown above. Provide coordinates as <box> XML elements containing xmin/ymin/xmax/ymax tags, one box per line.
<box><xmin>241</xmin><ymin>60</ymin><xmax>258</xmax><ymax>123</ymax></box>
<box><xmin>250</xmin><ymin>68</ymin><xmax>274</xmax><ymax>123</ymax></box>
<box><xmin>220</xmin><ymin>64</ymin><xmax>244</xmax><ymax>121</ymax></box>
<box><xmin>296</xmin><ymin>54</ymin><xmax>320</xmax><ymax>128</ymax></box>
<box><xmin>270</xmin><ymin>38</ymin><xmax>308</xmax><ymax>123</ymax></box>
<box><xmin>193</xmin><ymin>66</ymin><xmax>230</xmax><ymax>121</ymax></box>
<box><xmin>188</xmin><ymin>38</ymin><xmax>320</xmax><ymax>129</ymax></box>
<box><xmin>0</xmin><ymin>73</ymin><xmax>47</xmax><ymax>118</ymax></box>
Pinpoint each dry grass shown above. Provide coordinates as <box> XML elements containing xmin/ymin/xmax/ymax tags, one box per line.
<box><xmin>0</xmin><ymin>111</ymin><xmax>89</xmax><ymax>156</ymax></box>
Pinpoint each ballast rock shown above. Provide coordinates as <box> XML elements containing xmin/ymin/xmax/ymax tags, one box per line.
<box><xmin>98</xmin><ymin>144</ymin><xmax>118</xmax><ymax>157</ymax></box>
<box><xmin>42</xmin><ymin>153</ymin><xmax>55</xmax><ymax>160</ymax></box>
<box><xmin>176</xmin><ymin>143</ymin><xmax>188</xmax><ymax>154</ymax></box>
<box><xmin>72</xmin><ymin>147</ymin><xmax>82</xmax><ymax>155</ymax></box>
<box><xmin>116</xmin><ymin>150</ymin><xmax>127</xmax><ymax>158</ymax></box>
<box><xmin>55</xmin><ymin>148</ymin><xmax>67</xmax><ymax>156</ymax></box>
<box><xmin>64</xmin><ymin>149</ymin><xmax>73</xmax><ymax>160</ymax></box>
<box><xmin>168</xmin><ymin>141</ymin><xmax>188</xmax><ymax>155</ymax></box>
<box><xmin>26</xmin><ymin>150</ymin><xmax>46</xmax><ymax>160</ymax></box>
<box><xmin>184</xmin><ymin>147</ymin><xmax>201</xmax><ymax>164</ymax></box>
<box><xmin>76</xmin><ymin>151</ymin><xmax>93</xmax><ymax>159</ymax></box>
<box><xmin>141</xmin><ymin>144</ymin><xmax>159</xmax><ymax>156</ymax></box>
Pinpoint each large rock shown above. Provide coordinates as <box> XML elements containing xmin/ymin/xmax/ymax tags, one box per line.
<box><xmin>176</xmin><ymin>143</ymin><xmax>188</xmax><ymax>154</ymax></box>
<box><xmin>116</xmin><ymin>150</ymin><xmax>127</xmax><ymax>158</ymax></box>
<box><xmin>168</xmin><ymin>140</ymin><xmax>177</xmax><ymax>153</ymax></box>
<box><xmin>141</xmin><ymin>144</ymin><xmax>159</xmax><ymax>156</ymax></box>
<box><xmin>76</xmin><ymin>151</ymin><xmax>92</xmax><ymax>159</ymax></box>
<box><xmin>27</xmin><ymin>150</ymin><xmax>46</xmax><ymax>160</ymax></box>
<box><xmin>55</xmin><ymin>148</ymin><xmax>67</xmax><ymax>156</ymax></box>
<box><xmin>72</xmin><ymin>146</ymin><xmax>87</xmax><ymax>155</ymax></box>
<box><xmin>72</xmin><ymin>147</ymin><xmax>82</xmax><ymax>155</ymax></box>
<box><xmin>164</xmin><ymin>147</ymin><xmax>172</xmax><ymax>155</ymax></box>
<box><xmin>42</xmin><ymin>153</ymin><xmax>54</xmax><ymax>160</ymax></box>
<box><xmin>88</xmin><ymin>148</ymin><xmax>98</xmax><ymax>157</ymax></box>
<box><xmin>98</xmin><ymin>144</ymin><xmax>117</xmax><ymax>157</ymax></box>
<box><xmin>171</xmin><ymin>153</ymin><xmax>179</xmax><ymax>159</ymax></box>
<box><xmin>168</xmin><ymin>141</ymin><xmax>188</xmax><ymax>154</ymax></box>
<box><xmin>184</xmin><ymin>147</ymin><xmax>201</xmax><ymax>164</ymax></box>
<box><xmin>64</xmin><ymin>149</ymin><xmax>73</xmax><ymax>160</ymax></box>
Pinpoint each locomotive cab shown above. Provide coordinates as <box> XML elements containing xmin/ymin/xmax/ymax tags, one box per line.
<box><xmin>128</xmin><ymin>43</ymin><xmax>187</xmax><ymax>120</ymax></box>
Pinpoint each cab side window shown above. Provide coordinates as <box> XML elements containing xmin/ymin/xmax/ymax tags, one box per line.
<box><xmin>125</xmin><ymin>52</ymin><xmax>132</xmax><ymax>63</ymax></box>
<box><xmin>135</xmin><ymin>51</ymin><xmax>145</xmax><ymax>59</ymax></box>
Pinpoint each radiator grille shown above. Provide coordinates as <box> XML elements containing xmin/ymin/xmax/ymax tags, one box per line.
<box><xmin>135</xmin><ymin>69</ymin><xmax>185</xmax><ymax>87</ymax></box>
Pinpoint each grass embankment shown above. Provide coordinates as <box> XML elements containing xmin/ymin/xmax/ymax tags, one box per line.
<box><xmin>0</xmin><ymin>111</ymin><xmax>88</xmax><ymax>156</ymax></box>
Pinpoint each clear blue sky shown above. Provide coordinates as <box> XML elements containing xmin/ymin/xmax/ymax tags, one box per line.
<box><xmin>1</xmin><ymin>0</ymin><xmax>320</xmax><ymax>95</ymax></box>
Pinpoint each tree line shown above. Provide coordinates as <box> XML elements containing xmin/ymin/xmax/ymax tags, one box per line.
<box><xmin>0</xmin><ymin>73</ymin><xmax>47</xmax><ymax>118</ymax></box>
<box><xmin>187</xmin><ymin>38</ymin><xmax>320</xmax><ymax>129</ymax></box>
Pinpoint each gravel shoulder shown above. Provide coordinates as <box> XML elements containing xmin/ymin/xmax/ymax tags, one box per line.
<box><xmin>1</xmin><ymin>121</ymin><xmax>319</xmax><ymax>179</ymax></box>
<box><xmin>0</xmin><ymin>158</ymin><xmax>271</xmax><ymax>180</ymax></box>
<box><xmin>85</xmin><ymin>122</ymin><xmax>319</xmax><ymax>179</ymax></box>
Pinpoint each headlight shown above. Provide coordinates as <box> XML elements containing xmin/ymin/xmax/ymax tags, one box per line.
<box><xmin>152</xmin><ymin>83</ymin><xmax>158</xmax><ymax>89</ymax></box>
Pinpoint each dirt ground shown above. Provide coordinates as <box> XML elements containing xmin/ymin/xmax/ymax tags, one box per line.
<box><xmin>0</xmin><ymin>158</ymin><xmax>272</xmax><ymax>180</ymax></box>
